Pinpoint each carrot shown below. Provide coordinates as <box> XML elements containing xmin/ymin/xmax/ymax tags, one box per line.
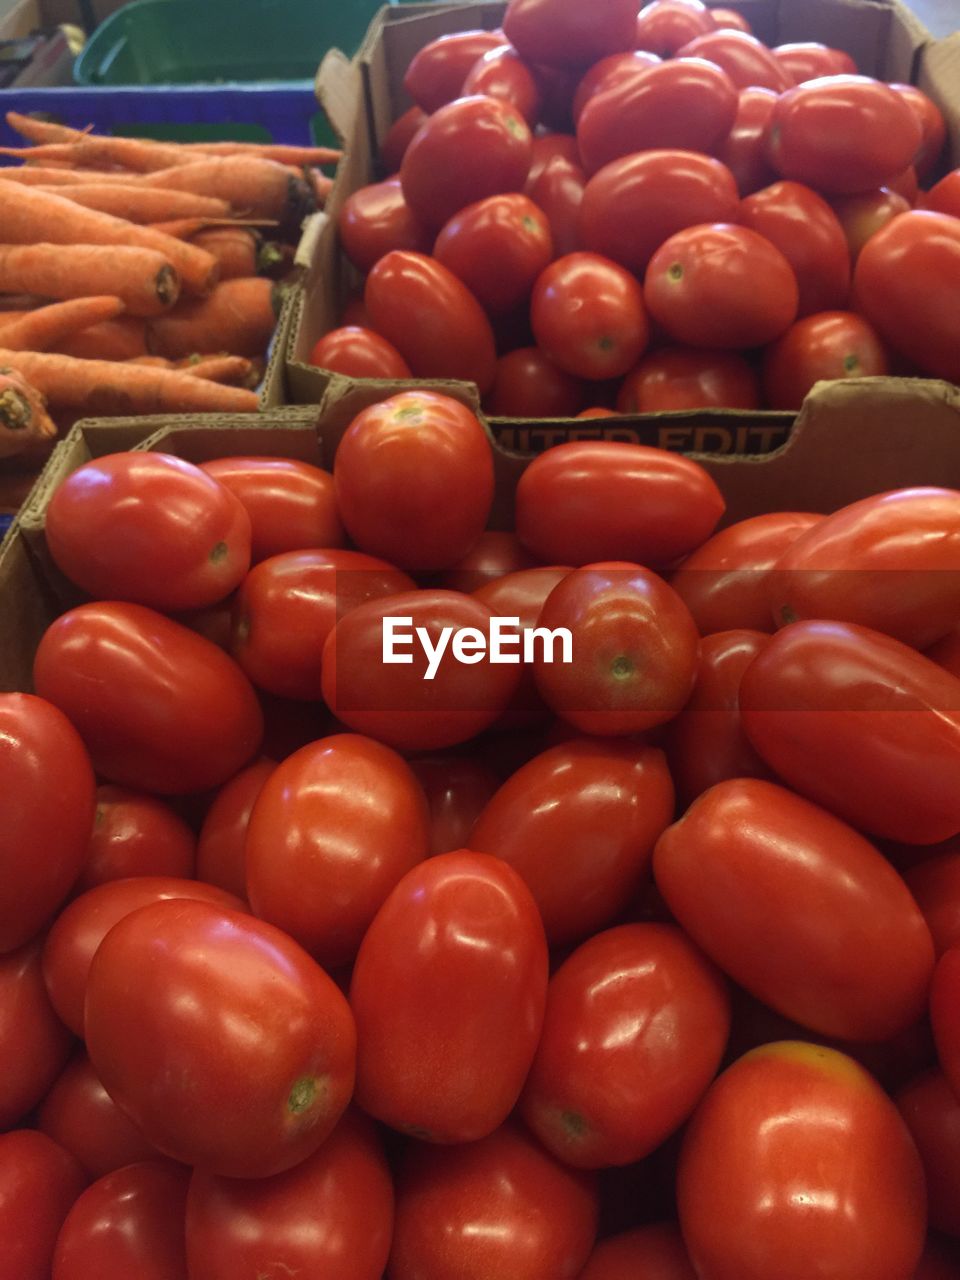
<box><xmin>125</xmin><ymin>355</ymin><xmax>174</xmax><ymax>368</ymax></box>
<box><xmin>191</xmin><ymin>227</ymin><xmax>258</xmax><ymax>280</ymax></box>
<box><xmin>0</xmin><ymin>297</ymin><xmax>125</xmax><ymax>352</ymax></box>
<box><xmin>140</xmin><ymin>158</ymin><xmax>313</xmax><ymax>222</ymax></box>
<box><xmin>178</xmin><ymin>355</ymin><xmax>255</xmax><ymax>384</ymax></box>
<box><xmin>148</xmin><ymin>217</ymin><xmax>278</xmax><ymax>240</ymax></box>
<box><xmin>0</xmin><ymin>184</ymin><xmax>218</xmax><ymax>296</ymax></box>
<box><xmin>147</xmin><ymin>277</ymin><xmax>279</xmax><ymax>360</ymax></box>
<box><xmin>55</xmin><ymin>316</ymin><xmax>148</xmax><ymax>361</ymax></box>
<box><xmin>0</xmin><ymin>294</ymin><xmax>47</xmax><ymax>312</ymax></box>
<box><xmin>0</xmin><ymin>367</ymin><xmax>57</xmax><ymax>458</ymax></box>
<box><xmin>37</xmin><ymin>184</ymin><xmax>231</xmax><ymax>223</ymax></box>
<box><xmin>0</xmin><ymin>166</ymin><xmax>138</xmax><ymax>186</ymax></box>
<box><xmin>0</xmin><ymin>348</ymin><xmax>259</xmax><ymax>414</ymax></box>
<box><xmin>0</xmin><ymin>244</ymin><xmax>179</xmax><ymax>318</ymax></box>
<box><xmin>306</xmin><ymin>168</ymin><xmax>335</xmax><ymax>206</ymax></box>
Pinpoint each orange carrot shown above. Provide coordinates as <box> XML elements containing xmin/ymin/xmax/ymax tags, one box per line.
<box><xmin>191</xmin><ymin>227</ymin><xmax>258</xmax><ymax>280</ymax></box>
<box><xmin>125</xmin><ymin>355</ymin><xmax>174</xmax><ymax>367</ymax></box>
<box><xmin>0</xmin><ymin>244</ymin><xmax>179</xmax><ymax>318</ymax></box>
<box><xmin>140</xmin><ymin>157</ymin><xmax>312</xmax><ymax>221</ymax></box>
<box><xmin>178</xmin><ymin>354</ymin><xmax>255</xmax><ymax>384</ymax></box>
<box><xmin>55</xmin><ymin>316</ymin><xmax>148</xmax><ymax>361</ymax></box>
<box><xmin>306</xmin><ymin>168</ymin><xmax>335</xmax><ymax>206</ymax></box>
<box><xmin>0</xmin><ymin>297</ymin><xmax>125</xmax><ymax>352</ymax></box>
<box><xmin>147</xmin><ymin>217</ymin><xmax>277</xmax><ymax>240</ymax></box>
<box><xmin>0</xmin><ymin>348</ymin><xmax>259</xmax><ymax>414</ymax></box>
<box><xmin>37</xmin><ymin>184</ymin><xmax>231</xmax><ymax>223</ymax></box>
<box><xmin>0</xmin><ymin>367</ymin><xmax>57</xmax><ymax>457</ymax></box>
<box><xmin>0</xmin><ymin>184</ymin><xmax>217</xmax><ymax>296</ymax></box>
<box><xmin>147</xmin><ymin>277</ymin><xmax>278</xmax><ymax>359</ymax></box>
<box><xmin>0</xmin><ymin>166</ymin><xmax>138</xmax><ymax>186</ymax></box>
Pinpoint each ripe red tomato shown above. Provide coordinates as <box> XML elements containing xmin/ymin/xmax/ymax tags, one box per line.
<box><xmin>644</xmin><ymin>222</ymin><xmax>799</xmax><ymax>348</ymax></box>
<box><xmin>905</xmin><ymin>854</ymin><xmax>960</xmax><ymax>958</ymax></box>
<box><xmin>830</xmin><ymin>186</ymin><xmax>911</xmax><ymax>259</ymax></box>
<box><xmin>388</xmin><ymin>1124</ymin><xmax>599</xmax><ymax>1279</ymax></box>
<box><xmin>617</xmin><ymin>346</ymin><xmax>760</xmax><ymax>412</ymax></box>
<box><xmin>890</xmin><ymin>83</ymin><xmax>947</xmax><ymax>179</ymax></box>
<box><xmin>308</xmin><ymin>326</ymin><xmax>412</xmax><ymax>379</ymax></box>
<box><xmin>197</xmin><ymin>455</ymin><xmax>344</xmax><ymax>564</ymax></box>
<box><xmin>486</xmin><ymin>346</ymin><xmax>585</xmax><ymax>417</ymax></box>
<box><xmin>462</xmin><ymin>44</ymin><xmax>542</xmax><ymax>124</ymax></box>
<box><xmin>579</xmin><ymin>1226</ymin><xmax>697</xmax><ymax>1279</ymax></box>
<box><xmin>635</xmin><ymin>0</ymin><xmax>716</xmax><ymax>55</ymax></box>
<box><xmin>579</xmin><ymin>150</ymin><xmax>739</xmax><ymax>273</ymax></box>
<box><xmin>403</xmin><ymin>29</ymin><xmax>508</xmax><ymax>113</ymax></box>
<box><xmin>34</xmin><ymin>602</ymin><xmax>263</xmax><ymax>795</ymax></box>
<box><xmin>522</xmin><ymin>923</ymin><xmax>730</xmax><ymax>1167</ymax></box>
<box><xmin>531</xmin><ymin>252</ymin><xmax>649</xmax><ymax>379</ymax></box>
<box><xmin>410</xmin><ymin>757</ymin><xmax>500</xmax><ymax>857</ymax></box>
<box><xmin>469</xmin><ymin>737</ymin><xmax>674</xmax><ymax>945</ymax></box>
<box><xmin>364</xmin><ymin>251</ymin><xmax>498</xmax><ymax>391</ymax></box>
<box><xmin>186</xmin><ymin>1109</ymin><xmax>393</xmax><ymax>1280</ymax></box>
<box><xmin>337</xmin><ymin>177</ymin><xmax>431</xmax><ymax>273</ymax></box>
<box><xmin>77</xmin><ymin>785</ymin><xmax>195</xmax><ymax>891</ymax></box>
<box><xmin>0</xmin><ymin>693</ymin><xmax>95</xmax><ymax>954</ymax></box>
<box><xmin>0</xmin><ymin>938</ymin><xmax>72</xmax><ymax>1130</ymax></box>
<box><xmin>504</xmin><ymin>0</ymin><xmax>637</xmax><ymax>67</ymax></box>
<box><xmin>889</xmin><ymin>163</ymin><xmax>921</xmax><ymax>204</ymax></box>
<box><xmin>0</xmin><ymin>1131</ymin><xmax>86</xmax><ymax>1280</ymax></box>
<box><xmin>45</xmin><ymin>453</ymin><xmax>251</xmax><ymax>611</ymax></box>
<box><xmin>654</xmin><ymin>778</ymin><xmax>935</xmax><ymax>1039</ymax></box>
<box><xmin>440</xmin><ymin>530</ymin><xmax>540</xmax><ymax>591</ymax></box>
<box><xmin>710</xmin><ymin>86</ymin><xmax>778</xmax><ymax>195</ymax></box>
<box><xmin>195</xmin><ymin>758</ymin><xmax>274</xmax><ymax>898</ymax></box>
<box><xmin>772</xmin><ymin>41</ymin><xmax>857</xmax><ymax>84</ymax></box>
<box><xmin>52</xmin><ymin>1161</ymin><xmax>189</xmax><ymax>1280</ymax></box>
<box><xmin>898</xmin><ymin>1070</ymin><xmax>960</xmax><ymax>1238</ymax></box>
<box><xmin>434</xmin><ymin>193</ymin><xmax>553</xmax><ymax>314</ymax></box>
<box><xmin>853</xmin><ymin>211</ymin><xmax>960</xmax><ymax>383</ymax></box>
<box><xmin>926</xmin><ymin>170</ymin><xmax>960</xmax><ymax>219</ymax></box>
<box><xmin>524</xmin><ymin>133</ymin><xmax>586</xmax><ymax>257</ymax></box>
<box><xmin>676</xmin><ymin>30</ymin><xmax>790</xmax><ymax>91</ymax></box>
<box><xmin>763</xmin><ymin>310</ymin><xmax>888</xmax><ymax>408</ymax></box>
<box><xmin>515</xmin><ymin>441</ymin><xmax>725</xmax><ymax>568</ymax></box>
<box><xmin>572</xmin><ymin>51</ymin><xmax>661</xmax><ymax>123</ymax></box>
<box><xmin>678</xmin><ymin>1042</ymin><xmax>927</xmax><ymax>1280</ymax></box>
<box><xmin>380</xmin><ymin>105</ymin><xmax>427</xmax><ymax>174</ymax></box>
<box><xmin>765</xmin><ymin>74</ymin><xmax>923</xmax><ymax>194</ymax></box>
<box><xmin>710</xmin><ymin>7</ymin><xmax>751</xmax><ymax>33</ymax></box>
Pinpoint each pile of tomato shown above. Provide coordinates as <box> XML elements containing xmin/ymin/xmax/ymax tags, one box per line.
<box><xmin>307</xmin><ymin>0</ymin><xmax>960</xmax><ymax>417</ymax></box>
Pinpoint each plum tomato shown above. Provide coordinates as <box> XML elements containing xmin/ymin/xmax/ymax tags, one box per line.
<box><xmin>675</xmin><ymin>30</ymin><xmax>791</xmax><ymax>91</ymax></box>
<box><xmin>0</xmin><ymin>1131</ymin><xmax>87</xmax><ymax>1280</ymax></box>
<box><xmin>897</xmin><ymin>1070</ymin><xmax>960</xmax><ymax>1238</ymax></box>
<box><xmin>572</xmin><ymin>51</ymin><xmax>661</xmax><ymax>123</ymax></box>
<box><xmin>403</xmin><ymin>30</ymin><xmax>508</xmax><ymax>113</ymax></box>
<box><xmin>932</xmin><ymin>949</ymin><xmax>960</xmax><ymax>1101</ymax></box>
<box><xmin>486</xmin><ymin>346</ymin><xmax>586</xmax><ymax>417</ymax></box>
<box><xmin>773</xmin><ymin>41</ymin><xmax>858</xmax><ymax>83</ymax></box>
<box><xmin>380</xmin><ymin>105</ymin><xmax>427</xmax><ymax>173</ymax></box>
<box><xmin>890</xmin><ymin>82</ymin><xmax>947</xmax><ymax>179</ymax></box>
<box><xmin>710</xmin><ymin>7</ymin><xmax>752</xmax><ymax>33</ymax></box>
<box><xmin>635</xmin><ymin>0</ymin><xmax>716</xmax><ymax>56</ymax></box>
<box><xmin>0</xmin><ymin>939</ymin><xmax>73</xmax><ymax>1131</ymax></box>
<box><xmin>830</xmin><ymin>187</ymin><xmax>911</xmax><ymax>259</ymax></box>
<box><xmin>308</xmin><ymin>326</ymin><xmax>412</xmax><ymax>379</ymax></box>
<box><xmin>503</xmin><ymin>0</ymin><xmax>638</xmax><ymax>68</ymax></box>
<box><xmin>905</xmin><ymin>854</ymin><xmax>960</xmax><ymax>958</ymax></box>
<box><xmin>410</xmin><ymin>757</ymin><xmax>500</xmax><ymax>857</ymax></box>
<box><xmin>195</xmin><ymin>758</ymin><xmax>276</xmax><ymax>899</ymax></box>
<box><xmin>617</xmin><ymin>346</ymin><xmax>760</xmax><ymax>413</ymax></box>
<box><xmin>338</xmin><ymin>177</ymin><xmax>431</xmax><ymax>273</ymax></box>
<box><xmin>433</xmin><ymin>193</ymin><xmax>553</xmax><ymax>315</ymax></box>
<box><xmin>710</xmin><ymin>86</ymin><xmax>779</xmax><ymax>195</ymax></box>
<box><xmin>578</xmin><ymin>1225</ymin><xmax>698</xmax><ymax>1279</ymax></box>
<box><xmin>926</xmin><ymin>170</ymin><xmax>960</xmax><ymax>219</ymax></box>
<box><xmin>440</xmin><ymin>530</ymin><xmax>540</xmax><ymax>592</ymax></box>
<box><xmin>77</xmin><ymin>785</ymin><xmax>195</xmax><ymax>891</ymax></box>
<box><xmin>524</xmin><ymin>133</ymin><xmax>586</xmax><ymax>256</ymax></box>
<box><xmin>462</xmin><ymin>44</ymin><xmax>542</xmax><ymax>125</ymax></box>
<box><xmin>763</xmin><ymin>310</ymin><xmax>888</xmax><ymax>409</ymax></box>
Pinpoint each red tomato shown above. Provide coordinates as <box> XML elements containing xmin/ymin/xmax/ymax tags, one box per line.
<box><xmin>572</xmin><ymin>51</ymin><xmax>661</xmax><ymax>123</ymax></box>
<box><xmin>321</xmin><ymin>589</ymin><xmax>521</xmax><ymax>752</ymax></box>
<box><xmin>579</xmin><ymin>1225</ymin><xmax>697</xmax><ymax>1279</ymax></box>
<box><xmin>772</xmin><ymin>41</ymin><xmax>857</xmax><ymax>84</ymax></box>
<box><xmin>195</xmin><ymin>758</ymin><xmax>274</xmax><ymax>898</ymax></box>
<box><xmin>308</xmin><ymin>325</ymin><xmax>412</xmax><ymax>379</ymax></box>
<box><xmin>232</xmin><ymin>548</ymin><xmax>414</xmax><ymax>700</ymax></box>
<box><xmin>364</xmin><ymin>251</ymin><xmax>498</xmax><ymax>392</ymax></box>
<box><xmin>578</xmin><ymin>59</ymin><xmax>739</xmax><ymax>174</ymax></box>
<box><xmin>462</xmin><ymin>44</ymin><xmax>542</xmax><ymax>124</ymax></box>
<box><xmin>504</xmin><ymin>0</ymin><xmax>636</xmax><ymax>67</ymax></box>
<box><xmin>469</xmin><ymin>737</ymin><xmax>675</xmax><ymax>945</ymax></box>
<box><xmin>524</xmin><ymin>143</ymin><xmax>586</xmax><ymax>257</ymax></box>
<box><xmin>403</xmin><ymin>30</ymin><xmax>508</xmax><ymax>113</ymax></box>
<box><xmin>515</xmin><ymin>441</ymin><xmax>725</xmax><ymax>568</ymax></box>
<box><xmin>389</xmin><ymin>1124</ymin><xmax>599</xmax><ymax>1278</ymax></box>
<box><xmin>434</xmin><ymin>193</ymin><xmax>553</xmax><ymax>314</ymax></box>
<box><xmin>654</xmin><ymin>778</ymin><xmax>935</xmax><ymax>1039</ymax></box>
<box><xmin>522</xmin><ymin>923</ymin><xmax>729</xmax><ymax>1167</ymax></box>
<box><xmin>0</xmin><ymin>938</ymin><xmax>72</xmax><ymax>1130</ymax></box>
<box><xmin>926</xmin><ymin>170</ymin><xmax>960</xmax><ymax>219</ymax></box>
<box><xmin>670</xmin><ymin>510</ymin><xmax>823</xmax><ymax>634</ymax></box>
<box><xmin>45</xmin><ymin>453</ymin><xmax>250</xmax><ymax>611</ymax></box>
<box><xmin>765</xmin><ymin>75</ymin><xmax>923</xmax><ymax>194</ymax></box>
<box><xmin>525</xmin><ymin>131</ymin><xmax>580</xmax><ymax>186</ymax></box>
<box><xmin>197</xmin><ymin>455</ymin><xmax>344</xmax><ymax>564</ymax></box>
<box><xmin>578</xmin><ymin>405</ymin><xmax>616</xmax><ymax>417</ymax></box>
<box><xmin>337</xmin><ymin>178</ymin><xmax>431</xmax><ymax>273</ymax></box>
<box><xmin>52</xmin><ymin>1161</ymin><xmax>189</xmax><ymax>1280</ymax></box>
<box><xmin>186</xmin><ymin>1109</ymin><xmax>392</xmax><ymax>1280</ymax></box>
<box><xmin>676</xmin><ymin>30</ymin><xmax>790</xmax><ymax>91</ymax></box>
<box><xmin>853</xmin><ymin>211</ymin><xmax>960</xmax><ymax>383</ymax></box>
<box><xmin>617</xmin><ymin>346</ymin><xmax>759</xmax><ymax>412</ymax></box>
<box><xmin>763</xmin><ymin>310</ymin><xmax>888</xmax><ymax>408</ymax></box>
<box><xmin>409</xmin><ymin>757</ymin><xmax>500</xmax><ymax>857</ymax></box>
<box><xmin>898</xmin><ymin>1071</ymin><xmax>960</xmax><ymax>1238</ymax></box>
<box><xmin>531</xmin><ymin>252</ymin><xmax>649</xmax><ymax>379</ymax></box>
<box><xmin>932</xmin><ymin>949</ymin><xmax>960</xmax><ymax>1095</ymax></box>
<box><xmin>831</xmin><ymin>186</ymin><xmax>911</xmax><ymax>259</ymax></box>
<box><xmin>439</xmin><ymin>530</ymin><xmax>540</xmax><ymax>591</ymax></box>
<box><xmin>679</xmin><ymin>1042</ymin><xmax>927</xmax><ymax>1280</ymax></box>
<box><xmin>0</xmin><ymin>693</ymin><xmax>94</xmax><ymax>953</ymax></box>
<box><xmin>890</xmin><ymin>163</ymin><xmax>921</xmax><ymax>204</ymax></box>
<box><xmin>78</xmin><ymin>785</ymin><xmax>195</xmax><ymax>891</ymax></box>
<box><xmin>0</xmin><ymin>1131</ymin><xmax>86</xmax><ymax>1280</ymax></box>
<box><xmin>34</xmin><ymin>603</ymin><xmax>263</xmax><ymax>795</ymax></box>
<box><xmin>579</xmin><ymin>149</ymin><xmax>739</xmax><ymax>273</ymax></box>
<box><xmin>380</xmin><ymin>105</ymin><xmax>427</xmax><ymax>173</ymax></box>
<box><xmin>906</xmin><ymin>855</ymin><xmax>960</xmax><ymax>958</ymax></box>
<box><xmin>711</xmin><ymin>86</ymin><xmax>778</xmax><ymax>195</ymax></box>
<box><xmin>635</xmin><ymin>0</ymin><xmax>716</xmax><ymax>55</ymax></box>
<box><xmin>890</xmin><ymin>83</ymin><xmax>946</xmax><ymax>179</ymax></box>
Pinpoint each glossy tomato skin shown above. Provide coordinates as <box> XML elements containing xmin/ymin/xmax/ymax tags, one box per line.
<box><xmin>0</xmin><ymin>693</ymin><xmax>95</xmax><ymax>953</ymax></box>
<box><xmin>890</xmin><ymin>83</ymin><xmax>946</xmax><ymax>179</ymax></box>
<box><xmin>644</xmin><ymin>222</ymin><xmax>799</xmax><ymax>348</ymax></box>
<box><xmin>898</xmin><ymin>1070</ymin><xmax>960</xmax><ymax>1238</ymax></box>
<box><xmin>486</xmin><ymin>346</ymin><xmax>585</xmax><ymax>417</ymax></box>
<box><xmin>364</xmin><ymin>251</ymin><xmax>498</xmax><ymax>392</ymax></box>
<box><xmin>409</xmin><ymin>757</ymin><xmax>499</xmax><ymax>857</ymax></box>
<box><xmin>78</xmin><ymin>785</ymin><xmax>195</xmax><ymax>891</ymax></box>
<box><xmin>572</xmin><ymin>51</ymin><xmax>661</xmax><ymax>123</ymax></box>
<box><xmin>516</xmin><ymin>441</ymin><xmax>725</xmax><ymax>568</ymax></box>
<box><xmin>635</xmin><ymin>0</ymin><xmax>716</xmax><ymax>56</ymax></box>
<box><xmin>0</xmin><ymin>1131</ymin><xmax>87</xmax><ymax>1280</ymax></box>
<box><xmin>578</xmin><ymin>1225</ymin><xmax>697</xmax><ymax>1279</ymax></box>
<box><xmin>440</xmin><ymin>530</ymin><xmax>540</xmax><ymax>591</ymax></box>
<box><xmin>711</xmin><ymin>86</ymin><xmax>778</xmax><ymax>195</ymax></box>
<box><xmin>308</xmin><ymin>325</ymin><xmax>412</xmax><ymax>379</ymax></box>
<box><xmin>765</xmin><ymin>74</ymin><xmax>923</xmax><ymax>194</ymax></box>
<box><xmin>524</xmin><ymin>134</ymin><xmax>586</xmax><ymax>256</ymax></box>
<box><xmin>654</xmin><ymin>778</ymin><xmax>935</xmax><ymax>1040</ymax></box>
<box><xmin>380</xmin><ymin>105</ymin><xmax>427</xmax><ymax>173</ymax></box>
<box><xmin>388</xmin><ymin>1124</ymin><xmax>599</xmax><ymax>1279</ymax></box>
<box><xmin>521</xmin><ymin>923</ymin><xmax>730</xmax><ymax>1167</ymax></box>
<box><xmin>773</xmin><ymin>41</ymin><xmax>857</xmax><ymax>83</ymax></box>
<box><xmin>0</xmin><ymin>938</ymin><xmax>73</xmax><ymax>1130</ymax></box>
<box><xmin>351</xmin><ymin>851</ymin><xmax>548</xmax><ymax>1142</ymax></box>
<box><xmin>468</xmin><ymin>738</ymin><xmax>675</xmax><ymax>945</ymax></box>
<box><xmin>676</xmin><ymin>30</ymin><xmax>790</xmax><ymax>91</ymax></box>
<box><xmin>906</xmin><ymin>855</ymin><xmax>960</xmax><ymax>958</ymax></box>
<box><xmin>197</xmin><ymin>456</ymin><xmax>344</xmax><ymax>564</ymax></box>
<box><xmin>763</xmin><ymin>310</ymin><xmax>888</xmax><ymax>408</ymax></box>
<box><xmin>403</xmin><ymin>30</ymin><xmax>508</xmax><ymax>113</ymax></box>
<box><xmin>434</xmin><ymin>193</ymin><xmax>552</xmax><ymax>314</ymax></box>
<box><xmin>926</xmin><ymin>171</ymin><xmax>960</xmax><ymax>220</ymax></box>
<box><xmin>337</xmin><ymin>177</ymin><xmax>431</xmax><ymax>273</ymax></box>
<box><xmin>462</xmin><ymin>44</ymin><xmax>542</xmax><ymax>124</ymax></box>
<box><xmin>504</xmin><ymin>0</ymin><xmax>636</xmax><ymax>67</ymax></box>
<box><xmin>52</xmin><ymin>1161</ymin><xmax>189</xmax><ymax>1280</ymax></box>
<box><xmin>617</xmin><ymin>346</ymin><xmax>759</xmax><ymax>413</ymax></box>
<box><xmin>678</xmin><ymin>1042</ymin><xmax>927</xmax><ymax>1280</ymax></box>
<box><xmin>832</xmin><ymin>187</ymin><xmax>911</xmax><ymax>259</ymax></box>
<box><xmin>34</xmin><ymin>603</ymin><xmax>263</xmax><ymax>795</ymax></box>
<box><xmin>579</xmin><ymin>149</ymin><xmax>739</xmax><ymax>273</ymax></box>
<box><xmin>931</xmin><ymin>949</ymin><xmax>960</xmax><ymax>1099</ymax></box>
<box><xmin>195</xmin><ymin>758</ymin><xmax>274</xmax><ymax>898</ymax></box>
<box><xmin>45</xmin><ymin>452</ymin><xmax>251</xmax><ymax>611</ymax></box>
<box><xmin>711</xmin><ymin>6</ymin><xmax>752</xmax><ymax>32</ymax></box>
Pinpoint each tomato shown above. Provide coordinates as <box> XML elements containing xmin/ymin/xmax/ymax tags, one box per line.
<box><xmin>198</xmin><ymin>455</ymin><xmax>344</xmax><ymax>564</ymax></box>
<box><xmin>337</xmin><ymin>177</ymin><xmax>431</xmax><ymax>273</ymax></box>
<box><xmin>0</xmin><ymin>1131</ymin><xmax>86</xmax><ymax>1280</ymax></box>
<box><xmin>531</xmin><ymin>252</ymin><xmax>649</xmax><ymax>379</ymax></box>
<box><xmin>380</xmin><ymin>105</ymin><xmax>427</xmax><ymax>174</ymax></box>
<box><xmin>389</xmin><ymin>1124</ymin><xmax>599</xmax><ymax>1279</ymax></box>
<box><xmin>579</xmin><ymin>1225</ymin><xmax>697</xmax><ymax>1279</ymax></box>
<box><xmin>572</xmin><ymin>50</ymin><xmax>661</xmax><ymax>123</ymax></box>
<box><xmin>578</xmin><ymin>59</ymin><xmax>738</xmax><ymax>174</ymax></box>
<box><xmin>45</xmin><ymin>453</ymin><xmax>250</xmax><ymax>611</ymax></box>
<box><xmin>409</xmin><ymin>757</ymin><xmax>499</xmax><ymax>857</ymax></box>
<box><xmin>524</xmin><ymin>133</ymin><xmax>586</xmax><ymax>257</ymax></box>
<box><xmin>77</xmin><ymin>785</ymin><xmax>195</xmax><ymax>891</ymax></box>
<box><xmin>469</xmin><ymin>737</ymin><xmax>674</xmax><ymax>945</ymax></box>
<box><xmin>635</xmin><ymin>0</ymin><xmax>716</xmax><ymax>56</ymax></box>
<box><xmin>333</xmin><ymin>390</ymin><xmax>493</xmax><ymax>570</ymax></box>
<box><xmin>772</xmin><ymin>41</ymin><xmax>857</xmax><ymax>84</ymax></box>
<box><xmin>645</xmin><ymin>222</ymin><xmax>798</xmax><ymax>348</ymax></box>
<box><xmin>678</xmin><ymin>1042</ymin><xmax>927</xmax><ymax>1280</ymax></box>
<box><xmin>39</xmin><ymin>1052</ymin><xmax>159</xmax><ymax>1178</ymax></box>
<box><xmin>365</xmin><ymin>250</ymin><xmax>498</xmax><ymax>392</ymax></box>
<box><xmin>440</xmin><ymin>530</ymin><xmax>540</xmax><ymax>592</ymax></box>
<box><xmin>434</xmin><ymin>193</ymin><xmax>553</xmax><ymax>314</ymax></box>
<box><xmin>769</xmin><ymin>489</ymin><xmax>960</xmax><ymax>650</ymax></box>
<box><xmin>890</xmin><ymin>83</ymin><xmax>947</xmax><ymax>179</ymax></box>
<box><xmin>515</xmin><ymin>441</ymin><xmax>725</xmax><ymax>567</ymax></box>
<box><xmin>898</xmin><ymin>1070</ymin><xmax>960</xmax><ymax>1238</ymax></box>
<box><xmin>232</xmin><ymin>548</ymin><xmax>414</xmax><ymax>700</ymax></box>
<box><xmin>321</xmin><ymin>589</ymin><xmax>521</xmax><ymax>751</ymax></box>
<box><xmin>521</xmin><ymin>923</ymin><xmax>729</xmax><ymax>1167</ymax></box>
<box><xmin>462</xmin><ymin>43</ymin><xmax>542</xmax><ymax>124</ymax></box>
<box><xmin>579</xmin><ymin>149</ymin><xmax>739</xmax><ymax>273</ymax></box>
<box><xmin>711</xmin><ymin>86</ymin><xmax>778</xmax><ymax>195</ymax></box>
<box><xmin>932</xmin><ymin>949</ymin><xmax>960</xmax><ymax>1095</ymax></box>
<box><xmin>34</xmin><ymin>603</ymin><xmax>262</xmax><ymax>795</ymax></box>
<box><xmin>308</xmin><ymin>325</ymin><xmax>412</xmax><ymax>379</ymax></box>
<box><xmin>526</xmin><ymin>131</ymin><xmax>580</xmax><ymax>186</ymax></box>
<box><xmin>617</xmin><ymin>346</ymin><xmax>759</xmax><ymax>412</ymax></box>
<box><xmin>670</xmin><ymin>510</ymin><xmax>823</xmax><ymax>633</ymax></box>
<box><xmin>765</xmin><ymin>75</ymin><xmax>922</xmax><ymax>194</ymax></box>
<box><xmin>0</xmin><ymin>938</ymin><xmax>72</xmax><ymax>1129</ymax></box>
<box><xmin>676</xmin><ymin>30</ymin><xmax>790</xmax><ymax>91</ymax></box>
<box><xmin>906</xmin><ymin>855</ymin><xmax>960</xmax><ymax>958</ymax></box>
<box><xmin>578</xmin><ymin>405</ymin><xmax>616</xmax><ymax>417</ymax></box>
<box><xmin>853</xmin><ymin>211</ymin><xmax>960</xmax><ymax>383</ymax></box>
<box><xmin>739</xmin><ymin>180</ymin><xmax>850</xmax><ymax>315</ymax></box>
<box><xmin>926</xmin><ymin>171</ymin><xmax>960</xmax><ymax>219</ymax></box>
<box><xmin>504</xmin><ymin>0</ymin><xmax>636</xmax><ymax>67</ymax></box>
<box><xmin>194</xmin><ymin>758</ymin><xmax>273</xmax><ymax>898</ymax></box>
<box><xmin>654</xmin><ymin>778</ymin><xmax>935</xmax><ymax>1039</ymax></box>
<box><xmin>763</xmin><ymin>309</ymin><xmax>888</xmax><ymax>408</ymax></box>
<box><xmin>403</xmin><ymin>30</ymin><xmax>508</xmax><ymax>113</ymax></box>
<box><xmin>186</xmin><ymin>1109</ymin><xmax>391</xmax><ymax>1280</ymax></box>
<box><xmin>831</xmin><ymin>186</ymin><xmax>911</xmax><ymax>259</ymax></box>
<box><xmin>0</xmin><ymin>693</ymin><xmax>95</xmax><ymax>954</ymax></box>
<box><xmin>52</xmin><ymin>1161</ymin><xmax>189</xmax><ymax>1280</ymax></box>
<box><xmin>890</xmin><ymin>164</ymin><xmax>921</xmax><ymax>205</ymax></box>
